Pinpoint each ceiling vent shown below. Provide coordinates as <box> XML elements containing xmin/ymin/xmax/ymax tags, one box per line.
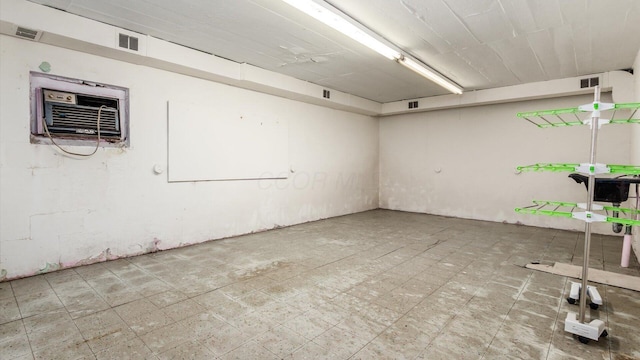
<box><xmin>118</xmin><ymin>33</ymin><xmax>139</xmax><ymax>51</ymax></box>
<box><xmin>13</xmin><ymin>25</ymin><xmax>42</xmax><ymax>41</ymax></box>
<box><xmin>580</xmin><ymin>77</ymin><xmax>599</xmax><ymax>89</ymax></box>
<box><xmin>408</xmin><ymin>100</ymin><xmax>419</xmax><ymax>109</ymax></box>
<box><xmin>114</xmin><ymin>30</ymin><xmax>145</xmax><ymax>54</ymax></box>
<box><xmin>322</xmin><ymin>89</ymin><xmax>330</xmax><ymax>99</ymax></box>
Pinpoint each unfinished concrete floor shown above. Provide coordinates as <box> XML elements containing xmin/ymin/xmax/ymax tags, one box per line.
<box><xmin>1</xmin><ymin>210</ymin><xmax>639</xmax><ymax>359</ymax></box>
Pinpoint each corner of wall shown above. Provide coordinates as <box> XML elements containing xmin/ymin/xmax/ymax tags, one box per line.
<box><xmin>632</xmin><ymin>49</ymin><xmax>640</xmax><ymax>263</ymax></box>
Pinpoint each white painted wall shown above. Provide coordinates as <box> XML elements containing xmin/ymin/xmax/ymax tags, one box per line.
<box><xmin>0</xmin><ymin>35</ymin><xmax>379</xmax><ymax>280</ymax></box>
<box><xmin>379</xmin><ymin>94</ymin><xmax>632</xmax><ymax>234</ymax></box>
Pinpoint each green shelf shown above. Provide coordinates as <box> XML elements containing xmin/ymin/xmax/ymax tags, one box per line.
<box><xmin>517</xmin><ymin>102</ymin><xmax>640</xmax><ymax>128</ymax></box>
<box><xmin>614</xmin><ymin>103</ymin><xmax>640</xmax><ymax>110</ymax></box>
<box><xmin>515</xmin><ymin>200</ymin><xmax>640</xmax><ymax>226</ymax></box>
<box><xmin>517</xmin><ymin>107</ymin><xmax>582</xmax><ymax>118</ymax></box>
<box><xmin>516</xmin><ymin>163</ymin><xmax>640</xmax><ymax>175</ymax></box>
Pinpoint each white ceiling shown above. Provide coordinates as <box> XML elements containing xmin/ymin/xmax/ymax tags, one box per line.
<box><xmin>28</xmin><ymin>0</ymin><xmax>640</xmax><ymax>103</ymax></box>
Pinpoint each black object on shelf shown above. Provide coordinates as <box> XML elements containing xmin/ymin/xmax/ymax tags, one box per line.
<box><xmin>568</xmin><ymin>174</ymin><xmax>640</xmax><ymax>203</ymax></box>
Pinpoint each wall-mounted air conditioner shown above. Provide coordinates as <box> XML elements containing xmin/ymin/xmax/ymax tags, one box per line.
<box><xmin>40</xmin><ymin>89</ymin><xmax>121</xmax><ymax>139</ymax></box>
<box><xmin>30</xmin><ymin>72</ymin><xmax>129</xmax><ymax>146</ymax></box>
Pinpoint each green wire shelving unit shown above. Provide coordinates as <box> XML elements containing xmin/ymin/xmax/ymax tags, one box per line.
<box><xmin>514</xmin><ymin>87</ymin><xmax>640</xmax><ymax>344</ymax></box>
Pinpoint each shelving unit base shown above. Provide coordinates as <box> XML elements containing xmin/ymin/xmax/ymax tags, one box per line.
<box><xmin>567</xmin><ymin>282</ymin><xmax>602</xmax><ymax>309</ymax></box>
<box><xmin>564</xmin><ymin>312</ymin><xmax>607</xmax><ymax>342</ymax></box>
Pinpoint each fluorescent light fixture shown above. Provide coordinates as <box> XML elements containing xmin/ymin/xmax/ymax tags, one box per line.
<box><xmin>398</xmin><ymin>57</ymin><xmax>463</xmax><ymax>95</ymax></box>
<box><xmin>281</xmin><ymin>0</ymin><xmax>463</xmax><ymax>95</ymax></box>
<box><xmin>281</xmin><ymin>0</ymin><xmax>400</xmax><ymax>60</ymax></box>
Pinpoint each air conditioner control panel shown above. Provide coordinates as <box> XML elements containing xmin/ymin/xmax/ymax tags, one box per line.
<box><xmin>43</xmin><ymin>89</ymin><xmax>76</xmax><ymax>104</ymax></box>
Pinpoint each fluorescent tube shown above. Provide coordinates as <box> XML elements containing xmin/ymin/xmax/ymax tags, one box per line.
<box><xmin>398</xmin><ymin>57</ymin><xmax>463</xmax><ymax>94</ymax></box>
<box><xmin>281</xmin><ymin>0</ymin><xmax>400</xmax><ymax>60</ymax></box>
<box><xmin>281</xmin><ymin>0</ymin><xmax>463</xmax><ymax>94</ymax></box>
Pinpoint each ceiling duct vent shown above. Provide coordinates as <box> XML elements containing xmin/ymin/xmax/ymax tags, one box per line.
<box><xmin>13</xmin><ymin>25</ymin><xmax>42</xmax><ymax>41</ymax></box>
<box><xmin>118</xmin><ymin>33</ymin><xmax>139</xmax><ymax>51</ymax></box>
<box><xmin>114</xmin><ymin>30</ymin><xmax>146</xmax><ymax>54</ymax></box>
<box><xmin>323</xmin><ymin>89</ymin><xmax>330</xmax><ymax>99</ymax></box>
<box><xmin>580</xmin><ymin>77</ymin><xmax>600</xmax><ymax>89</ymax></box>
<box><xmin>408</xmin><ymin>100</ymin><xmax>419</xmax><ymax>109</ymax></box>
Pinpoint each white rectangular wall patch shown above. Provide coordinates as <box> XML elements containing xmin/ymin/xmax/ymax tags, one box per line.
<box><xmin>167</xmin><ymin>100</ymin><xmax>289</xmax><ymax>182</ymax></box>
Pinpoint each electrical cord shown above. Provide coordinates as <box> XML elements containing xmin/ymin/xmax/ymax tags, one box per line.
<box><xmin>43</xmin><ymin>105</ymin><xmax>107</xmax><ymax>157</ymax></box>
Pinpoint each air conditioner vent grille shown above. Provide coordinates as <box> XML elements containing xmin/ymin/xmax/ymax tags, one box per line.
<box><xmin>45</xmin><ymin>103</ymin><xmax>121</xmax><ymax>138</ymax></box>
<box><xmin>31</xmin><ymin>73</ymin><xmax>129</xmax><ymax>146</ymax></box>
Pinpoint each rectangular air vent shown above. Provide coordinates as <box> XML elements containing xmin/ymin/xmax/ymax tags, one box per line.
<box><xmin>118</xmin><ymin>33</ymin><xmax>139</xmax><ymax>51</ymax></box>
<box><xmin>408</xmin><ymin>100</ymin><xmax>419</xmax><ymax>109</ymax></box>
<box><xmin>12</xmin><ymin>25</ymin><xmax>42</xmax><ymax>41</ymax></box>
<box><xmin>16</xmin><ymin>26</ymin><xmax>38</xmax><ymax>39</ymax></box>
<box><xmin>580</xmin><ymin>78</ymin><xmax>589</xmax><ymax>89</ymax></box>
<box><xmin>323</xmin><ymin>89</ymin><xmax>330</xmax><ymax>99</ymax></box>
<box><xmin>580</xmin><ymin>77</ymin><xmax>600</xmax><ymax>89</ymax></box>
